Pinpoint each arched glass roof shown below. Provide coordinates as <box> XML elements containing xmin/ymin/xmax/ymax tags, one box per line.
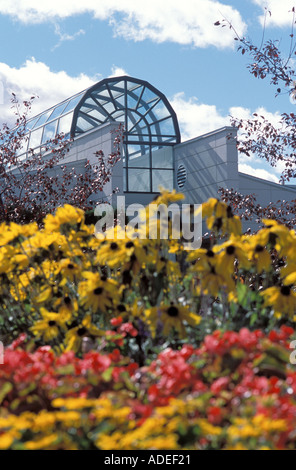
<box><xmin>71</xmin><ymin>76</ymin><xmax>181</xmax><ymax>146</ymax></box>
<box><xmin>15</xmin><ymin>76</ymin><xmax>180</xmax><ymax>159</ymax></box>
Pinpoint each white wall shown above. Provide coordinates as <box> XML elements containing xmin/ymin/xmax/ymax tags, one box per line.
<box><xmin>174</xmin><ymin>127</ymin><xmax>239</xmax><ymax>205</ymax></box>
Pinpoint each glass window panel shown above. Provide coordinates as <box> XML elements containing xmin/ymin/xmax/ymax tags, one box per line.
<box><xmin>34</xmin><ymin>111</ymin><xmax>51</xmax><ymax>128</ymax></box>
<box><xmin>150</xmin><ymin>117</ymin><xmax>175</xmax><ymax>136</ymax></box>
<box><xmin>114</xmin><ymin>93</ymin><xmax>125</xmax><ymax>108</ymax></box>
<box><xmin>140</xmin><ymin>87</ymin><xmax>158</xmax><ymax>107</ymax></box>
<box><xmin>111</xmin><ymin>110</ymin><xmax>125</xmax><ymax>121</ymax></box>
<box><xmin>109</xmin><ymin>81</ymin><xmax>125</xmax><ymax>99</ymax></box>
<box><xmin>42</xmin><ymin>121</ymin><xmax>58</xmax><ymax>144</ymax></box>
<box><xmin>152</xmin><ymin>169</ymin><xmax>174</xmax><ymax>192</ymax></box>
<box><xmin>16</xmin><ymin>137</ymin><xmax>28</xmax><ymax>156</ymax></box>
<box><xmin>127</xmin><ymin>144</ymin><xmax>150</xmax><ymax>168</ymax></box>
<box><xmin>127</xmin><ymin>135</ymin><xmax>151</xmax><ymax>143</ymax></box>
<box><xmin>81</xmin><ymin>97</ymin><xmax>97</xmax><ymax>113</ymax></box>
<box><xmin>103</xmin><ymin>101</ymin><xmax>116</xmax><ymax>114</ymax></box>
<box><xmin>127</xmin><ymin>85</ymin><xmax>143</xmax><ymax>108</ymax></box>
<box><xmin>145</xmin><ymin>110</ymin><xmax>159</xmax><ymax>124</ymax></box>
<box><xmin>62</xmin><ymin>94</ymin><xmax>83</xmax><ymax>114</ymax></box>
<box><xmin>122</xmin><ymin>144</ymin><xmax>128</xmax><ymax>165</ymax></box>
<box><xmin>151</xmin><ymin>100</ymin><xmax>170</xmax><ymax>120</ymax></box>
<box><xmin>87</xmin><ymin>108</ymin><xmax>106</xmax><ymax>123</ymax></box>
<box><xmin>152</xmin><ymin>147</ymin><xmax>173</xmax><ymax>168</ymax></box>
<box><xmin>128</xmin><ymin>168</ymin><xmax>150</xmax><ymax>192</ymax></box>
<box><xmin>58</xmin><ymin>113</ymin><xmax>73</xmax><ymax>135</ymax></box>
<box><xmin>26</xmin><ymin>116</ymin><xmax>40</xmax><ymax>131</ymax></box>
<box><xmin>127</xmin><ymin>111</ymin><xmax>139</xmax><ymax>132</ymax></box>
<box><xmin>151</xmin><ymin>135</ymin><xmax>177</xmax><ymax>143</ymax></box>
<box><xmin>95</xmin><ymin>87</ymin><xmax>109</xmax><ymax>98</ymax></box>
<box><xmin>28</xmin><ymin>128</ymin><xmax>43</xmax><ymax>149</ymax></box>
<box><xmin>46</xmin><ymin>102</ymin><xmax>67</xmax><ymax>122</ymax></box>
<box><xmin>127</xmin><ymin>89</ymin><xmax>141</xmax><ymax>110</ymax></box>
<box><xmin>123</xmin><ymin>168</ymin><xmax>127</xmax><ymax>192</ymax></box>
<box><xmin>76</xmin><ymin>115</ymin><xmax>95</xmax><ymax>132</ymax></box>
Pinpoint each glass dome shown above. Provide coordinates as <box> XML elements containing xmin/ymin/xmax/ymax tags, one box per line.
<box><xmin>15</xmin><ymin>76</ymin><xmax>181</xmax><ymax>192</ymax></box>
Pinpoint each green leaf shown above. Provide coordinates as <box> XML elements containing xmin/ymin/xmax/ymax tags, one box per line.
<box><xmin>0</xmin><ymin>382</ymin><xmax>13</xmax><ymax>404</ymax></box>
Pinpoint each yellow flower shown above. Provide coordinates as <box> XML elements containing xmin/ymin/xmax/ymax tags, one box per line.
<box><xmin>145</xmin><ymin>303</ymin><xmax>201</xmax><ymax>338</ymax></box>
<box><xmin>200</xmin><ymin>199</ymin><xmax>242</xmax><ymax>236</ymax></box>
<box><xmin>261</xmin><ymin>285</ymin><xmax>296</xmax><ymax>318</ymax></box>
<box><xmin>0</xmin><ymin>432</ymin><xmax>15</xmax><ymax>450</ymax></box>
<box><xmin>44</xmin><ymin>205</ymin><xmax>85</xmax><ymax>233</ymax></box>
<box><xmin>191</xmin><ymin>248</ymin><xmax>235</xmax><ymax>297</ymax></box>
<box><xmin>25</xmin><ymin>433</ymin><xmax>59</xmax><ymax>450</ymax></box>
<box><xmin>245</xmin><ymin>238</ymin><xmax>271</xmax><ymax>273</ymax></box>
<box><xmin>64</xmin><ymin>315</ymin><xmax>103</xmax><ymax>352</ymax></box>
<box><xmin>214</xmin><ymin>239</ymin><xmax>250</xmax><ymax>276</ymax></box>
<box><xmin>78</xmin><ymin>271</ymin><xmax>119</xmax><ymax>312</ymax></box>
<box><xmin>58</xmin><ymin>258</ymin><xmax>81</xmax><ymax>281</ymax></box>
<box><xmin>30</xmin><ymin>308</ymin><xmax>66</xmax><ymax>342</ymax></box>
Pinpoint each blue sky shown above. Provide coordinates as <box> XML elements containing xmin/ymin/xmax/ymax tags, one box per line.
<box><xmin>0</xmin><ymin>0</ymin><xmax>295</xmax><ymax>182</ymax></box>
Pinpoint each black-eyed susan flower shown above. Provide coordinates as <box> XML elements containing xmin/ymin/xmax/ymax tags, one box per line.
<box><xmin>44</xmin><ymin>205</ymin><xmax>85</xmax><ymax>233</ymax></box>
<box><xmin>261</xmin><ymin>285</ymin><xmax>296</xmax><ymax>319</ymax></box>
<box><xmin>95</xmin><ymin>240</ymin><xmax>127</xmax><ymax>269</ymax></box>
<box><xmin>145</xmin><ymin>303</ymin><xmax>201</xmax><ymax>338</ymax></box>
<box><xmin>78</xmin><ymin>271</ymin><xmax>119</xmax><ymax>312</ymax></box>
<box><xmin>190</xmin><ymin>247</ymin><xmax>235</xmax><ymax>296</ymax></box>
<box><xmin>257</xmin><ymin>219</ymin><xmax>295</xmax><ymax>258</ymax></box>
<box><xmin>65</xmin><ymin>315</ymin><xmax>103</xmax><ymax>352</ymax></box>
<box><xmin>215</xmin><ymin>239</ymin><xmax>250</xmax><ymax>276</ymax></box>
<box><xmin>58</xmin><ymin>258</ymin><xmax>81</xmax><ymax>282</ymax></box>
<box><xmin>30</xmin><ymin>308</ymin><xmax>66</xmax><ymax>342</ymax></box>
<box><xmin>245</xmin><ymin>238</ymin><xmax>271</xmax><ymax>273</ymax></box>
<box><xmin>199</xmin><ymin>199</ymin><xmax>242</xmax><ymax>236</ymax></box>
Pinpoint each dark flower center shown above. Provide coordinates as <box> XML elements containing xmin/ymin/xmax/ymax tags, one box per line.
<box><xmin>117</xmin><ymin>304</ymin><xmax>127</xmax><ymax>312</ymax></box>
<box><xmin>64</xmin><ymin>296</ymin><xmax>71</xmax><ymax>305</ymax></box>
<box><xmin>206</xmin><ymin>250</ymin><xmax>214</xmax><ymax>258</ymax></box>
<box><xmin>110</xmin><ymin>242</ymin><xmax>119</xmax><ymax>250</ymax></box>
<box><xmin>226</xmin><ymin>245</ymin><xmax>235</xmax><ymax>255</ymax></box>
<box><xmin>77</xmin><ymin>327</ymin><xmax>87</xmax><ymax>337</ymax></box>
<box><xmin>255</xmin><ymin>244</ymin><xmax>264</xmax><ymax>253</ymax></box>
<box><xmin>167</xmin><ymin>306</ymin><xmax>179</xmax><ymax>317</ymax></box>
<box><xmin>227</xmin><ymin>205</ymin><xmax>234</xmax><ymax>218</ymax></box>
<box><xmin>125</xmin><ymin>241</ymin><xmax>134</xmax><ymax>249</ymax></box>
<box><xmin>94</xmin><ymin>287</ymin><xmax>103</xmax><ymax>295</ymax></box>
<box><xmin>100</xmin><ymin>275</ymin><xmax>107</xmax><ymax>282</ymax></box>
<box><xmin>214</xmin><ymin>217</ymin><xmax>223</xmax><ymax>230</ymax></box>
<box><xmin>122</xmin><ymin>270</ymin><xmax>132</xmax><ymax>284</ymax></box>
<box><xmin>48</xmin><ymin>320</ymin><xmax>56</xmax><ymax>327</ymax></box>
<box><xmin>67</xmin><ymin>263</ymin><xmax>74</xmax><ymax>270</ymax></box>
<box><xmin>281</xmin><ymin>286</ymin><xmax>291</xmax><ymax>296</ymax></box>
<box><xmin>268</xmin><ymin>233</ymin><xmax>278</xmax><ymax>245</ymax></box>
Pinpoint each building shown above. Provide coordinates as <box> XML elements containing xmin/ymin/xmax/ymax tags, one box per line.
<box><xmin>16</xmin><ymin>75</ymin><xmax>296</xmax><ymax>230</ymax></box>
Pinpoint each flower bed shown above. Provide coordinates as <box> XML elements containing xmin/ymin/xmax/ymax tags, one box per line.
<box><xmin>1</xmin><ymin>191</ymin><xmax>296</xmax><ymax>449</ymax></box>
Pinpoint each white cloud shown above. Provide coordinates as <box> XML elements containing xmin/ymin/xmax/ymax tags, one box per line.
<box><xmin>0</xmin><ymin>59</ymin><xmax>127</xmax><ymax>128</ymax></box>
<box><xmin>109</xmin><ymin>66</ymin><xmax>129</xmax><ymax>78</ymax></box>
<box><xmin>0</xmin><ymin>58</ymin><xmax>97</xmax><ymax>126</ymax></box>
<box><xmin>170</xmin><ymin>92</ymin><xmax>231</xmax><ymax>140</ymax></box>
<box><xmin>52</xmin><ymin>24</ymin><xmax>85</xmax><ymax>51</ymax></box>
<box><xmin>252</xmin><ymin>0</ymin><xmax>296</xmax><ymax>27</ymax></box>
<box><xmin>239</xmin><ymin>163</ymin><xmax>279</xmax><ymax>183</ymax></box>
<box><xmin>0</xmin><ymin>0</ymin><xmax>246</xmax><ymax>49</ymax></box>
